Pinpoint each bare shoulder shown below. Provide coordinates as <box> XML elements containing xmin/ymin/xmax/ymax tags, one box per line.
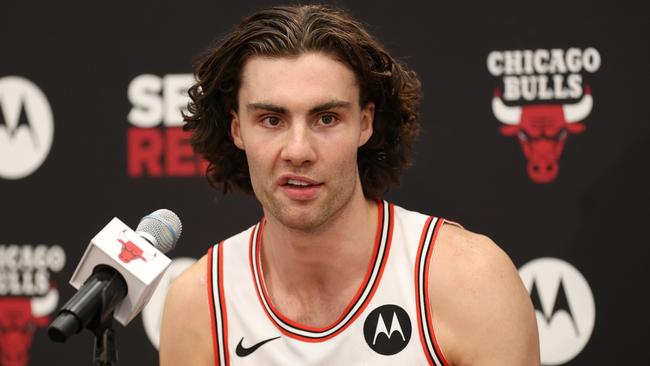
<box><xmin>159</xmin><ymin>254</ymin><xmax>213</xmax><ymax>366</ymax></box>
<box><xmin>428</xmin><ymin>223</ymin><xmax>540</xmax><ymax>366</ymax></box>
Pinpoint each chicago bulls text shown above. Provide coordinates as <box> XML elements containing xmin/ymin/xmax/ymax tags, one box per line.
<box><xmin>487</xmin><ymin>48</ymin><xmax>601</xmax><ymax>101</ymax></box>
<box><xmin>0</xmin><ymin>245</ymin><xmax>65</xmax><ymax>296</ymax></box>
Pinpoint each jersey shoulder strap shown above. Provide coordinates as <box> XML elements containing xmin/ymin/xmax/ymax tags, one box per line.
<box><xmin>414</xmin><ymin>215</ymin><xmax>450</xmax><ymax>366</ymax></box>
<box><xmin>206</xmin><ymin>225</ymin><xmax>255</xmax><ymax>366</ymax></box>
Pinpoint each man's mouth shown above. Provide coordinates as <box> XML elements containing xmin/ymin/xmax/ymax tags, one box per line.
<box><xmin>286</xmin><ymin>179</ymin><xmax>314</xmax><ymax>187</ymax></box>
<box><xmin>278</xmin><ymin>175</ymin><xmax>321</xmax><ymax>187</ymax></box>
<box><xmin>278</xmin><ymin>176</ymin><xmax>323</xmax><ymax>200</ymax></box>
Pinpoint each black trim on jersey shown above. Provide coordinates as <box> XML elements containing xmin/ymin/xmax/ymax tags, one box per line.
<box><xmin>416</xmin><ymin>217</ymin><xmax>447</xmax><ymax>366</ymax></box>
<box><xmin>209</xmin><ymin>243</ymin><xmax>230</xmax><ymax>366</ymax></box>
<box><xmin>418</xmin><ymin>217</ymin><xmax>437</xmax><ymax>365</ymax></box>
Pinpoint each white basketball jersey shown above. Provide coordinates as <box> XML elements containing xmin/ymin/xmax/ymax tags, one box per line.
<box><xmin>207</xmin><ymin>201</ymin><xmax>450</xmax><ymax>366</ymax></box>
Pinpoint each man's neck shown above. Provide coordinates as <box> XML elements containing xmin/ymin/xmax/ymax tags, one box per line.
<box><xmin>259</xmin><ymin>188</ymin><xmax>378</xmax><ymax>325</ymax></box>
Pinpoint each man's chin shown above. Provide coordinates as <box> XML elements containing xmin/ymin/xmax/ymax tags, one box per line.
<box><xmin>275</xmin><ymin>209</ymin><xmax>326</xmax><ymax>232</ymax></box>
<box><xmin>261</xmin><ymin>191</ymin><xmax>343</xmax><ymax>232</ymax></box>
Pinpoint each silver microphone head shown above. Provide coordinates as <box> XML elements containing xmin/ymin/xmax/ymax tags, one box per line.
<box><xmin>135</xmin><ymin>209</ymin><xmax>182</xmax><ymax>253</ymax></box>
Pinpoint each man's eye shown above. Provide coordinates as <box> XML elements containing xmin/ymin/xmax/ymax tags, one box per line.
<box><xmin>263</xmin><ymin>116</ymin><xmax>281</xmax><ymax>127</ymax></box>
<box><xmin>319</xmin><ymin>114</ymin><xmax>337</xmax><ymax>125</ymax></box>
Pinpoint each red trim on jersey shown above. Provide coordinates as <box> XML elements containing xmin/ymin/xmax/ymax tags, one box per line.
<box><xmin>248</xmin><ymin>219</ymin><xmax>269</xmax><ymax>331</ymax></box>
<box><xmin>363</xmin><ymin>202</ymin><xmax>394</xmax><ymax>315</ymax></box>
<box><xmin>259</xmin><ymin>200</ymin><xmax>384</xmax><ymax>332</ymax></box>
<box><xmin>218</xmin><ymin>242</ymin><xmax>230</xmax><ymax>366</ymax></box>
<box><xmin>250</xmin><ymin>200</ymin><xmax>393</xmax><ymax>342</ymax></box>
<box><xmin>423</xmin><ymin>219</ymin><xmax>450</xmax><ymax>366</ymax></box>
<box><xmin>206</xmin><ymin>246</ymin><xmax>220</xmax><ymax>366</ymax></box>
<box><xmin>415</xmin><ymin>216</ymin><xmax>434</xmax><ymax>365</ymax></box>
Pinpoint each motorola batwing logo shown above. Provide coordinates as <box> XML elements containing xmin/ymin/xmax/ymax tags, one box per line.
<box><xmin>363</xmin><ymin>304</ymin><xmax>411</xmax><ymax>355</ymax></box>
<box><xmin>0</xmin><ymin>76</ymin><xmax>54</xmax><ymax>180</ymax></box>
<box><xmin>518</xmin><ymin>257</ymin><xmax>595</xmax><ymax>365</ymax></box>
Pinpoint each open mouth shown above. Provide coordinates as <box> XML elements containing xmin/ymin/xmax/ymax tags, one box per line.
<box><xmin>279</xmin><ymin>175</ymin><xmax>322</xmax><ymax>187</ymax></box>
<box><xmin>284</xmin><ymin>179</ymin><xmax>316</xmax><ymax>188</ymax></box>
<box><xmin>278</xmin><ymin>177</ymin><xmax>323</xmax><ymax>200</ymax></box>
<box><xmin>279</xmin><ymin>176</ymin><xmax>322</xmax><ymax>200</ymax></box>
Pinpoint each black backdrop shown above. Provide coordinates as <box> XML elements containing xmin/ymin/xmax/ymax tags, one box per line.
<box><xmin>1</xmin><ymin>1</ymin><xmax>648</xmax><ymax>365</ymax></box>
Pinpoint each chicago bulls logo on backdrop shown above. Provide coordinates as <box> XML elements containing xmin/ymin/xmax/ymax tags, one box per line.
<box><xmin>486</xmin><ymin>48</ymin><xmax>600</xmax><ymax>183</ymax></box>
<box><xmin>0</xmin><ymin>244</ymin><xmax>66</xmax><ymax>366</ymax></box>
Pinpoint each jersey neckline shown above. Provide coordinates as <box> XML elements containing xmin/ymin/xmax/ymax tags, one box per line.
<box><xmin>248</xmin><ymin>200</ymin><xmax>394</xmax><ymax>342</ymax></box>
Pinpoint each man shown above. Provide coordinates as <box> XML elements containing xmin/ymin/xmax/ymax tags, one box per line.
<box><xmin>160</xmin><ymin>5</ymin><xmax>539</xmax><ymax>366</ymax></box>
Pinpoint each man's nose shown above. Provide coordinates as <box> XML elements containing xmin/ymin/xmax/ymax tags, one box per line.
<box><xmin>280</xmin><ymin>124</ymin><xmax>316</xmax><ymax>166</ymax></box>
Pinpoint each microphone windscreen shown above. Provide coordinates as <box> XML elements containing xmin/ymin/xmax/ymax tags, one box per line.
<box><xmin>136</xmin><ymin>209</ymin><xmax>182</xmax><ymax>253</ymax></box>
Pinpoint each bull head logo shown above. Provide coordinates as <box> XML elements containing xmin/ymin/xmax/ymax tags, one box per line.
<box><xmin>492</xmin><ymin>87</ymin><xmax>592</xmax><ymax>183</ymax></box>
<box><xmin>117</xmin><ymin>229</ymin><xmax>156</xmax><ymax>263</ymax></box>
<box><xmin>0</xmin><ymin>288</ymin><xmax>58</xmax><ymax>366</ymax></box>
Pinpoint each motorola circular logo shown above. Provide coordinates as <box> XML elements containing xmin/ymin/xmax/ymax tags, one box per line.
<box><xmin>0</xmin><ymin>76</ymin><xmax>54</xmax><ymax>179</ymax></box>
<box><xmin>363</xmin><ymin>304</ymin><xmax>411</xmax><ymax>355</ymax></box>
<box><xmin>518</xmin><ymin>257</ymin><xmax>595</xmax><ymax>365</ymax></box>
<box><xmin>142</xmin><ymin>257</ymin><xmax>196</xmax><ymax>349</ymax></box>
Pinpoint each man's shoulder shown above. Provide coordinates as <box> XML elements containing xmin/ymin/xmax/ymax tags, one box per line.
<box><xmin>434</xmin><ymin>223</ymin><xmax>511</xmax><ymax>277</ymax></box>
<box><xmin>159</xmin><ymin>253</ymin><xmax>213</xmax><ymax>365</ymax></box>
<box><xmin>390</xmin><ymin>202</ymin><xmax>459</xmax><ymax>227</ymax></box>
<box><xmin>162</xmin><ymin>253</ymin><xmax>210</xmax><ymax>326</ymax></box>
<box><xmin>429</xmin><ymin>224</ymin><xmax>540</xmax><ymax>365</ymax></box>
<box><xmin>170</xmin><ymin>253</ymin><xmax>209</xmax><ymax>297</ymax></box>
<box><xmin>388</xmin><ymin>202</ymin><xmax>505</xmax><ymax>268</ymax></box>
<box><xmin>430</xmin><ymin>224</ymin><xmax>517</xmax><ymax>310</ymax></box>
<box><xmin>163</xmin><ymin>223</ymin><xmax>258</xmax><ymax>308</ymax></box>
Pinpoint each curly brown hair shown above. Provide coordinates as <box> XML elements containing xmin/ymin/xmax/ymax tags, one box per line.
<box><xmin>183</xmin><ymin>4</ymin><xmax>421</xmax><ymax>198</ymax></box>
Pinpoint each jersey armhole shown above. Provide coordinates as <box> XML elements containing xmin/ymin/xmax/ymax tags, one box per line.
<box><xmin>207</xmin><ymin>242</ymin><xmax>230</xmax><ymax>366</ymax></box>
<box><xmin>415</xmin><ymin>217</ymin><xmax>451</xmax><ymax>366</ymax></box>
<box><xmin>442</xmin><ymin>219</ymin><xmax>463</xmax><ymax>229</ymax></box>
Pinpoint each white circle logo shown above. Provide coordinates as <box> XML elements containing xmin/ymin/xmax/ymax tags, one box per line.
<box><xmin>141</xmin><ymin>257</ymin><xmax>196</xmax><ymax>349</ymax></box>
<box><xmin>0</xmin><ymin>76</ymin><xmax>54</xmax><ymax>179</ymax></box>
<box><xmin>518</xmin><ymin>257</ymin><xmax>595</xmax><ymax>365</ymax></box>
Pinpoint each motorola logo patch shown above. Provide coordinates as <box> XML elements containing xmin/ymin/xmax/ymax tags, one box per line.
<box><xmin>0</xmin><ymin>76</ymin><xmax>54</xmax><ymax>179</ymax></box>
<box><xmin>363</xmin><ymin>304</ymin><xmax>411</xmax><ymax>355</ymax></box>
<box><xmin>518</xmin><ymin>257</ymin><xmax>595</xmax><ymax>365</ymax></box>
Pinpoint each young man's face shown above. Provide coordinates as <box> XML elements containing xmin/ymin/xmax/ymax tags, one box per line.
<box><xmin>231</xmin><ymin>52</ymin><xmax>374</xmax><ymax>231</ymax></box>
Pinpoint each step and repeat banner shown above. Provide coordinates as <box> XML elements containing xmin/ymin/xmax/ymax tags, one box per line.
<box><xmin>1</xmin><ymin>1</ymin><xmax>648</xmax><ymax>365</ymax></box>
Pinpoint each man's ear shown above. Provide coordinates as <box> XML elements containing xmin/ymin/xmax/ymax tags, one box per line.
<box><xmin>358</xmin><ymin>102</ymin><xmax>375</xmax><ymax>147</ymax></box>
<box><xmin>231</xmin><ymin>112</ymin><xmax>244</xmax><ymax>150</ymax></box>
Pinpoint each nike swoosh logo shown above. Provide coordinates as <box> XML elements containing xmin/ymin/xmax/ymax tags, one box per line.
<box><xmin>235</xmin><ymin>336</ymin><xmax>280</xmax><ymax>357</ymax></box>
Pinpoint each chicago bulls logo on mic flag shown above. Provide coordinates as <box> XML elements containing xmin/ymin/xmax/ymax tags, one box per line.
<box><xmin>117</xmin><ymin>229</ymin><xmax>157</xmax><ymax>264</ymax></box>
<box><xmin>68</xmin><ymin>217</ymin><xmax>172</xmax><ymax>326</ymax></box>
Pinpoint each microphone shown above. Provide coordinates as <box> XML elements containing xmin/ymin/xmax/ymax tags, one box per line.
<box><xmin>48</xmin><ymin>209</ymin><xmax>182</xmax><ymax>343</ymax></box>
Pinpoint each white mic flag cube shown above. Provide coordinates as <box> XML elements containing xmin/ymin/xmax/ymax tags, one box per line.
<box><xmin>69</xmin><ymin>217</ymin><xmax>172</xmax><ymax>326</ymax></box>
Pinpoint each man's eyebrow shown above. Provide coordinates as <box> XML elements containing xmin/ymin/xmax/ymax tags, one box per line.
<box><xmin>309</xmin><ymin>100</ymin><xmax>352</xmax><ymax>115</ymax></box>
<box><xmin>245</xmin><ymin>100</ymin><xmax>352</xmax><ymax>115</ymax></box>
<box><xmin>246</xmin><ymin>103</ymin><xmax>287</xmax><ymax>114</ymax></box>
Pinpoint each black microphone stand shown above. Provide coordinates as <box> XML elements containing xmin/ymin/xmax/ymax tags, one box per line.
<box><xmin>48</xmin><ymin>266</ymin><xmax>127</xmax><ymax>365</ymax></box>
<box><xmin>88</xmin><ymin>310</ymin><xmax>118</xmax><ymax>366</ymax></box>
